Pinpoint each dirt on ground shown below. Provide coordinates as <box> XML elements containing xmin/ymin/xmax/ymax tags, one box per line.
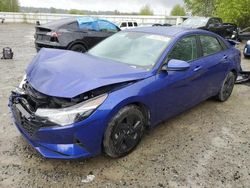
<box><xmin>0</xmin><ymin>23</ymin><xmax>250</xmax><ymax>188</ymax></box>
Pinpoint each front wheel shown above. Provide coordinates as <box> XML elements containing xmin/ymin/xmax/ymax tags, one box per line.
<box><xmin>103</xmin><ymin>105</ymin><xmax>146</xmax><ymax>158</ymax></box>
<box><xmin>216</xmin><ymin>72</ymin><xmax>236</xmax><ymax>102</ymax></box>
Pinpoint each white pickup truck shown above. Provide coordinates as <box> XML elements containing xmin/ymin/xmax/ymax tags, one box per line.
<box><xmin>119</xmin><ymin>21</ymin><xmax>138</xmax><ymax>30</ymax></box>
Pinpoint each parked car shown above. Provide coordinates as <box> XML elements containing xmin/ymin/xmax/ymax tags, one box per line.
<box><xmin>243</xmin><ymin>40</ymin><xmax>250</xmax><ymax>58</ymax></box>
<box><xmin>10</xmin><ymin>27</ymin><xmax>241</xmax><ymax>159</ymax></box>
<box><xmin>34</xmin><ymin>17</ymin><xmax>120</xmax><ymax>52</ymax></box>
<box><xmin>119</xmin><ymin>21</ymin><xmax>138</xmax><ymax>30</ymax></box>
<box><xmin>181</xmin><ymin>17</ymin><xmax>238</xmax><ymax>40</ymax></box>
<box><xmin>239</xmin><ymin>27</ymin><xmax>250</xmax><ymax>41</ymax></box>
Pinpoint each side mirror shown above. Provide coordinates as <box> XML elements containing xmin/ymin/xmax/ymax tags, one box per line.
<box><xmin>162</xmin><ymin>59</ymin><xmax>190</xmax><ymax>71</ymax></box>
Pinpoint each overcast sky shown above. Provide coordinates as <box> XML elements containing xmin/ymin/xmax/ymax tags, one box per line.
<box><xmin>19</xmin><ymin>0</ymin><xmax>184</xmax><ymax>15</ymax></box>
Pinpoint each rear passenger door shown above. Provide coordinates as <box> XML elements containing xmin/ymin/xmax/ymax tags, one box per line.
<box><xmin>77</xmin><ymin>21</ymin><xmax>102</xmax><ymax>48</ymax></box>
<box><xmin>198</xmin><ymin>35</ymin><xmax>229</xmax><ymax>96</ymax></box>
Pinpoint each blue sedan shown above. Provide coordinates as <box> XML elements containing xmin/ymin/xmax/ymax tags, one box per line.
<box><xmin>9</xmin><ymin>27</ymin><xmax>241</xmax><ymax>159</ymax></box>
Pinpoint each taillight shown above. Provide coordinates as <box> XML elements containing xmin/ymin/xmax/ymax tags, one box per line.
<box><xmin>48</xmin><ymin>32</ymin><xmax>60</xmax><ymax>42</ymax></box>
<box><xmin>51</xmin><ymin>32</ymin><xmax>60</xmax><ymax>38</ymax></box>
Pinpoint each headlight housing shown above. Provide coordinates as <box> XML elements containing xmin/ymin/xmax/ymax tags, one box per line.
<box><xmin>19</xmin><ymin>74</ymin><xmax>27</xmax><ymax>89</ymax></box>
<box><xmin>35</xmin><ymin>94</ymin><xmax>108</xmax><ymax>126</ymax></box>
<box><xmin>14</xmin><ymin>74</ymin><xmax>27</xmax><ymax>95</ymax></box>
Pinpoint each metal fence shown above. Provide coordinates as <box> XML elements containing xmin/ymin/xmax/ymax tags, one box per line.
<box><xmin>0</xmin><ymin>12</ymin><xmax>188</xmax><ymax>25</ymax></box>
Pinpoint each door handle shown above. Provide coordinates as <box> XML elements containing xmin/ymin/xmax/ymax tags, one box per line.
<box><xmin>223</xmin><ymin>55</ymin><xmax>228</xmax><ymax>60</ymax></box>
<box><xmin>194</xmin><ymin>66</ymin><xmax>202</xmax><ymax>72</ymax></box>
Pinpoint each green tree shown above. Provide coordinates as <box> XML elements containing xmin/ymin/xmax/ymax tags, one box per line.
<box><xmin>215</xmin><ymin>0</ymin><xmax>250</xmax><ymax>28</ymax></box>
<box><xmin>139</xmin><ymin>4</ymin><xmax>153</xmax><ymax>15</ymax></box>
<box><xmin>184</xmin><ymin>0</ymin><xmax>250</xmax><ymax>28</ymax></box>
<box><xmin>184</xmin><ymin>0</ymin><xmax>215</xmax><ymax>16</ymax></box>
<box><xmin>69</xmin><ymin>9</ymin><xmax>84</xmax><ymax>15</ymax></box>
<box><xmin>170</xmin><ymin>4</ymin><xmax>186</xmax><ymax>16</ymax></box>
<box><xmin>0</xmin><ymin>0</ymin><xmax>19</xmax><ymax>12</ymax></box>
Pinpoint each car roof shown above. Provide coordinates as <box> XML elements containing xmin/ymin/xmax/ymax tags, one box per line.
<box><xmin>38</xmin><ymin>17</ymin><xmax>114</xmax><ymax>29</ymax></box>
<box><xmin>38</xmin><ymin>17</ymin><xmax>76</xmax><ymax>29</ymax></box>
<box><xmin>126</xmin><ymin>26</ymin><xmax>205</xmax><ymax>37</ymax></box>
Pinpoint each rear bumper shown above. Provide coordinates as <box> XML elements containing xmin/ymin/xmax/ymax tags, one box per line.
<box><xmin>35</xmin><ymin>41</ymin><xmax>65</xmax><ymax>51</ymax></box>
<box><xmin>9</xmin><ymin>92</ymin><xmax>109</xmax><ymax>159</ymax></box>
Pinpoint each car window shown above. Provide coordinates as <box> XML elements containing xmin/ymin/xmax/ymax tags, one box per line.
<box><xmin>128</xmin><ymin>22</ymin><xmax>133</xmax><ymax>27</ymax></box>
<box><xmin>134</xmin><ymin>22</ymin><xmax>138</xmax><ymax>27</ymax></box>
<box><xmin>61</xmin><ymin>22</ymin><xmax>78</xmax><ymax>30</ymax></box>
<box><xmin>120</xmin><ymin>22</ymin><xmax>127</xmax><ymax>27</ymax></box>
<box><xmin>98</xmin><ymin>20</ymin><xmax>118</xmax><ymax>32</ymax></box>
<box><xmin>200</xmin><ymin>35</ymin><xmax>223</xmax><ymax>56</ymax></box>
<box><xmin>182</xmin><ymin>17</ymin><xmax>209</xmax><ymax>28</ymax></box>
<box><xmin>213</xmin><ymin>19</ymin><xmax>220</xmax><ymax>24</ymax></box>
<box><xmin>218</xmin><ymin>38</ymin><xmax>228</xmax><ymax>50</ymax></box>
<box><xmin>209</xmin><ymin>18</ymin><xmax>220</xmax><ymax>26</ymax></box>
<box><xmin>168</xmin><ymin>36</ymin><xmax>198</xmax><ymax>62</ymax></box>
<box><xmin>88</xmin><ymin>32</ymin><xmax>171</xmax><ymax>69</ymax></box>
<box><xmin>78</xmin><ymin>21</ymin><xmax>99</xmax><ymax>31</ymax></box>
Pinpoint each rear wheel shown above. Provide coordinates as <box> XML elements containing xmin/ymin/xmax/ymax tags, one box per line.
<box><xmin>103</xmin><ymin>105</ymin><xmax>146</xmax><ymax>158</ymax></box>
<box><xmin>69</xmin><ymin>44</ymin><xmax>87</xmax><ymax>53</ymax></box>
<box><xmin>216</xmin><ymin>72</ymin><xmax>236</xmax><ymax>102</ymax></box>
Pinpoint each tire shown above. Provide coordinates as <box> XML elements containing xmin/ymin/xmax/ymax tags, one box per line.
<box><xmin>216</xmin><ymin>72</ymin><xmax>236</xmax><ymax>102</ymax></box>
<box><xmin>69</xmin><ymin>44</ymin><xmax>87</xmax><ymax>53</ymax></box>
<box><xmin>103</xmin><ymin>105</ymin><xmax>146</xmax><ymax>158</ymax></box>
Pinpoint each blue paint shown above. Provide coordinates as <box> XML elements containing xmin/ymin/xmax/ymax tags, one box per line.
<box><xmin>10</xmin><ymin>27</ymin><xmax>241</xmax><ymax>159</ymax></box>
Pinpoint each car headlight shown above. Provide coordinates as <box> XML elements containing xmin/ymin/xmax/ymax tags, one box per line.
<box><xmin>19</xmin><ymin>74</ymin><xmax>27</xmax><ymax>89</ymax></box>
<box><xmin>35</xmin><ymin>94</ymin><xmax>108</xmax><ymax>126</ymax></box>
<box><xmin>13</xmin><ymin>74</ymin><xmax>27</xmax><ymax>95</ymax></box>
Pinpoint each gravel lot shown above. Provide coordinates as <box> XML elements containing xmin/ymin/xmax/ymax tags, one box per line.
<box><xmin>0</xmin><ymin>23</ymin><xmax>250</xmax><ymax>188</ymax></box>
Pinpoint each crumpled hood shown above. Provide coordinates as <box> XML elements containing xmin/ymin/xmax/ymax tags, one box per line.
<box><xmin>26</xmin><ymin>48</ymin><xmax>151</xmax><ymax>98</ymax></box>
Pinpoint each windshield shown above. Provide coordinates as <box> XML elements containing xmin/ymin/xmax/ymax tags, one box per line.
<box><xmin>182</xmin><ymin>17</ymin><xmax>209</xmax><ymax>28</ymax></box>
<box><xmin>88</xmin><ymin>32</ymin><xmax>171</xmax><ymax>69</ymax></box>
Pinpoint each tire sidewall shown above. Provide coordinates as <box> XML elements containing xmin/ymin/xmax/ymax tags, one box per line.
<box><xmin>69</xmin><ymin>44</ymin><xmax>86</xmax><ymax>53</ymax></box>
<box><xmin>103</xmin><ymin>105</ymin><xmax>146</xmax><ymax>158</ymax></box>
<box><xmin>218</xmin><ymin>72</ymin><xmax>236</xmax><ymax>102</ymax></box>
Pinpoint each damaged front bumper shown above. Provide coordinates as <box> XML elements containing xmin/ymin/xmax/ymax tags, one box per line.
<box><xmin>9</xmin><ymin>91</ymin><xmax>109</xmax><ymax>159</ymax></box>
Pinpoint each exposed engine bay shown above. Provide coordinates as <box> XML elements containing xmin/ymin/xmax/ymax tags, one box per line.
<box><xmin>15</xmin><ymin>81</ymin><xmax>132</xmax><ymax>112</ymax></box>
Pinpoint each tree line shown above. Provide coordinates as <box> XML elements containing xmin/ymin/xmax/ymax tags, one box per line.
<box><xmin>0</xmin><ymin>0</ymin><xmax>249</xmax><ymax>28</ymax></box>
<box><xmin>171</xmin><ymin>0</ymin><xmax>249</xmax><ymax>28</ymax></box>
<box><xmin>0</xmin><ymin>0</ymin><xmax>19</xmax><ymax>12</ymax></box>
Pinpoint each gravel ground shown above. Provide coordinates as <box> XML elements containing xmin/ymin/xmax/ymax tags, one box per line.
<box><xmin>0</xmin><ymin>23</ymin><xmax>250</xmax><ymax>188</ymax></box>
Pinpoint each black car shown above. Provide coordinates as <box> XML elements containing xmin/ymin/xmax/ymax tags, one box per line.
<box><xmin>239</xmin><ymin>27</ymin><xmax>250</xmax><ymax>41</ymax></box>
<box><xmin>35</xmin><ymin>17</ymin><xmax>120</xmax><ymax>52</ymax></box>
<box><xmin>181</xmin><ymin>17</ymin><xmax>238</xmax><ymax>39</ymax></box>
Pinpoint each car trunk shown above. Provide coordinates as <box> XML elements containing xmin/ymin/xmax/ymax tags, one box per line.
<box><xmin>35</xmin><ymin>26</ymin><xmax>52</xmax><ymax>42</ymax></box>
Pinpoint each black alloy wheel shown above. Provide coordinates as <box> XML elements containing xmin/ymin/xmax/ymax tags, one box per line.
<box><xmin>103</xmin><ymin>105</ymin><xmax>146</xmax><ymax>158</ymax></box>
<box><xmin>69</xmin><ymin>44</ymin><xmax>87</xmax><ymax>53</ymax></box>
<box><xmin>216</xmin><ymin>72</ymin><xmax>236</xmax><ymax>102</ymax></box>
